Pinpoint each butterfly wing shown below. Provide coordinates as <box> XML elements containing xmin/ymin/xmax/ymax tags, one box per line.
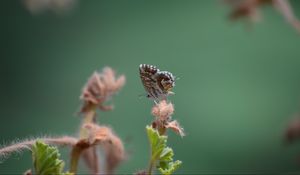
<box><xmin>156</xmin><ymin>71</ymin><xmax>175</xmax><ymax>93</ymax></box>
<box><xmin>139</xmin><ymin>64</ymin><xmax>175</xmax><ymax>101</ymax></box>
<box><xmin>139</xmin><ymin>64</ymin><xmax>162</xmax><ymax>99</ymax></box>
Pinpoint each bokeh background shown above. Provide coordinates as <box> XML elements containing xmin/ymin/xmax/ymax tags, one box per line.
<box><xmin>2</xmin><ymin>0</ymin><xmax>300</xmax><ymax>174</ymax></box>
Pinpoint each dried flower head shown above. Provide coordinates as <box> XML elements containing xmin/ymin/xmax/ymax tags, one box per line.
<box><xmin>285</xmin><ymin>116</ymin><xmax>300</xmax><ymax>143</ymax></box>
<box><xmin>166</xmin><ymin>120</ymin><xmax>185</xmax><ymax>137</ymax></box>
<box><xmin>83</xmin><ymin>123</ymin><xmax>125</xmax><ymax>174</ymax></box>
<box><xmin>104</xmin><ymin>134</ymin><xmax>125</xmax><ymax>174</ymax></box>
<box><xmin>225</xmin><ymin>0</ymin><xmax>270</xmax><ymax>21</ymax></box>
<box><xmin>80</xmin><ymin>67</ymin><xmax>126</xmax><ymax>113</ymax></box>
<box><xmin>225</xmin><ymin>0</ymin><xmax>300</xmax><ymax>33</ymax></box>
<box><xmin>81</xmin><ymin>147</ymin><xmax>99</xmax><ymax>175</ymax></box>
<box><xmin>84</xmin><ymin>123</ymin><xmax>114</xmax><ymax>145</ymax></box>
<box><xmin>151</xmin><ymin>100</ymin><xmax>174</xmax><ymax>121</ymax></box>
<box><xmin>23</xmin><ymin>0</ymin><xmax>77</xmax><ymax>14</ymax></box>
<box><xmin>151</xmin><ymin>100</ymin><xmax>185</xmax><ymax>137</ymax></box>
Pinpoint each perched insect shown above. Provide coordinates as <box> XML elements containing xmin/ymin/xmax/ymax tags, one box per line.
<box><xmin>139</xmin><ymin>64</ymin><xmax>175</xmax><ymax>102</ymax></box>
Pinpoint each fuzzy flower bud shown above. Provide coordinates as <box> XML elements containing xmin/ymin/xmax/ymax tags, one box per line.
<box><xmin>151</xmin><ymin>100</ymin><xmax>174</xmax><ymax>121</ymax></box>
<box><xmin>285</xmin><ymin>116</ymin><xmax>300</xmax><ymax>143</ymax></box>
<box><xmin>80</xmin><ymin>67</ymin><xmax>125</xmax><ymax>113</ymax></box>
<box><xmin>151</xmin><ymin>100</ymin><xmax>185</xmax><ymax>137</ymax></box>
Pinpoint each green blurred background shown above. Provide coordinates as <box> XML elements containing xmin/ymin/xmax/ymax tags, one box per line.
<box><xmin>2</xmin><ymin>0</ymin><xmax>300</xmax><ymax>174</ymax></box>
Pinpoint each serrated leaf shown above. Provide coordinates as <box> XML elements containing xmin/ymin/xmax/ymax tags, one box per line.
<box><xmin>146</xmin><ymin>126</ymin><xmax>182</xmax><ymax>175</ymax></box>
<box><xmin>158</xmin><ymin>160</ymin><xmax>182</xmax><ymax>175</ymax></box>
<box><xmin>160</xmin><ymin>147</ymin><xmax>174</xmax><ymax>162</ymax></box>
<box><xmin>146</xmin><ymin>126</ymin><xmax>167</xmax><ymax>161</ymax></box>
<box><xmin>32</xmin><ymin>140</ymin><xmax>68</xmax><ymax>175</ymax></box>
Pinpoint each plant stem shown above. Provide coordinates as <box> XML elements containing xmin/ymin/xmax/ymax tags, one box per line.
<box><xmin>70</xmin><ymin>146</ymin><xmax>82</xmax><ymax>174</ymax></box>
<box><xmin>79</xmin><ymin>106</ymin><xmax>97</xmax><ymax>138</ymax></box>
<box><xmin>70</xmin><ymin>105</ymin><xmax>97</xmax><ymax>174</ymax></box>
<box><xmin>148</xmin><ymin>158</ymin><xmax>155</xmax><ymax>175</ymax></box>
<box><xmin>158</xmin><ymin>126</ymin><xmax>166</xmax><ymax>136</ymax></box>
<box><xmin>69</xmin><ymin>140</ymin><xmax>92</xmax><ymax>174</ymax></box>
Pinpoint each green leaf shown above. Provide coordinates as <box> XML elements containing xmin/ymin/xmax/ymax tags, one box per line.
<box><xmin>32</xmin><ymin>140</ymin><xmax>70</xmax><ymax>175</ymax></box>
<box><xmin>158</xmin><ymin>160</ymin><xmax>182</xmax><ymax>175</ymax></box>
<box><xmin>160</xmin><ymin>147</ymin><xmax>174</xmax><ymax>162</ymax></box>
<box><xmin>146</xmin><ymin>126</ymin><xmax>182</xmax><ymax>175</ymax></box>
<box><xmin>61</xmin><ymin>172</ymin><xmax>74</xmax><ymax>175</ymax></box>
<box><xmin>146</xmin><ymin>126</ymin><xmax>167</xmax><ymax>161</ymax></box>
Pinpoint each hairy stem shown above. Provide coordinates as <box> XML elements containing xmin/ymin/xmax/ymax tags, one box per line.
<box><xmin>0</xmin><ymin>137</ymin><xmax>77</xmax><ymax>160</ymax></box>
<box><xmin>70</xmin><ymin>146</ymin><xmax>83</xmax><ymax>174</ymax></box>
<box><xmin>70</xmin><ymin>105</ymin><xmax>97</xmax><ymax>174</ymax></box>
<box><xmin>79</xmin><ymin>106</ymin><xmax>97</xmax><ymax>138</ymax></box>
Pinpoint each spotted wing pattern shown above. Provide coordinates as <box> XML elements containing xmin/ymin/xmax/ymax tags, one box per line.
<box><xmin>139</xmin><ymin>64</ymin><xmax>175</xmax><ymax>100</ymax></box>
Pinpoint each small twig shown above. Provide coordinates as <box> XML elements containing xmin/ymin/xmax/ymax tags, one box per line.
<box><xmin>71</xmin><ymin>105</ymin><xmax>97</xmax><ymax>174</ymax></box>
<box><xmin>0</xmin><ymin>136</ymin><xmax>78</xmax><ymax>161</ymax></box>
<box><xmin>70</xmin><ymin>140</ymin><xmax>90</xmax><ymax>174</ymax></box>
<box><xmin>79</xmin><ymin>105</ymin><xmax>97</xmax><ymax>138</ymax></box>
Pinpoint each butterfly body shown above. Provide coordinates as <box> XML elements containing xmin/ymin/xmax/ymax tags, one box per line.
<box><xmin>139</xmin><ymin>64</ymin><xmax>175</xmax><ymax>101</ymax></box>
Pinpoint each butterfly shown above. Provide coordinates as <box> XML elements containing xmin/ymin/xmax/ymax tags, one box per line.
<box><xmin>139</xmin><ymin>64</ymin><xmax>175</xmax><ymax>101</ymax></box>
